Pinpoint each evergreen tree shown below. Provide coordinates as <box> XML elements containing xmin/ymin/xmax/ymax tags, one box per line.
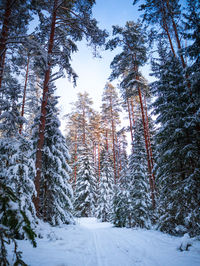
<box><xmin>33</xmin><ymin>0</ymin><xmax>108</xmax><ymax>215</ymax></box>
<box><xmin>111</xmin><ymin>183</ymin><xmax>131</xmax><ymax>228</ymax></box>
<box><xmin>0</xmin><ymin>60</ymin><xmax>36</xmax><ymax>264</ymax></box>
<box><xmin>128</xmin><ymin>118</ymin><xmax>151</xmax><ymax>228</ymax></box>
<box><xmin>0</xmin><ymin>181</ymin><xmax>36</xmax><ymax>265</ymax></box>
<box><xmin>0</xmin><ymin>71</ymin><xmax>37</xmax><ymax>227</ymax></box>
<box><xmin>74</xmin><ymin>143</ymin><xmax>97</xmax><ymax>217</ymax></box>
<box><xmin>32</xmin><ymin>86</ymin><xmax>74</xmax><ymax>225</ymax></box>
<box><xmin>96</xmin><ymin>147</ymin><xmax>114</xmax><ymax>222</ymax></box>
<box><xmin>151</xmin><ymin>46</ymin><xmax>200</xmax><ymax>236</ymax></box>
<box><xmin>106</xmin><ymin>21</ymin><xmax>155</xmax><ymax>207</ymax></box>
<box><xmin>101</xmin><ymin>83</ymin><xmax>121</xmax><ymax>183</ymax></box>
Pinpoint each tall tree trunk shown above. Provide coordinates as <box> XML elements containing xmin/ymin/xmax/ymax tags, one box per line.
<box><xmin>82</xmin><ymin>107</ymin><xmax>86</xmax><ymax>145</ymax></box>
<box><xmin>130</xmin><ymin>97</ymin><xmax>135</xmax><ymax>126</ymax></box>
<box><xmin>0</xmin><ymin>0</ymin><xmax>12</xmax><ymax>90</ymax></box>
<box><xmin>106</xmin><ymin>129</ymin><xmax>109</xmax><ymax>152</ymax></box>
<box><xmin>74</xmin><ymin>132</ymin><xmax>77</xmax><ymax>186</ymax></box>
<box><xmin>34</xmin><ymin>0</ymin><xmax>58</xmax><ymax>216</ymax></box>
<box><xmin>160</xmin><ymin>0</ymin><xmax>176</xmax><ymax>57</ymax></box>
<box><xmin>110</xmin><ymin>96</ymin><xmax>117</xmax><ymax>183</ymax></box>
<box><xmin>116</xmin><ymin>134</ymin><xmax>120</xmax><ymax>179</ymax></box>
<box><xmin>165</xmin><ymin>0</ymin><xmax>186</xmax><ymax>68</ymax></box>
<box><xmin>97</xmin><ymin>140</ymin><xmax>100</xmax><ymax>183</ymax></box>
<box><xmin>19</xmin><ymin>54</ymin><xmax>30</xmax><ymax>134</ymax></box>
<box><xmin>144</xmin><ymin>94</ymin><xmax>155</xmax><ymax>191</ymax></box>
<box><xmin>127</xmin><ymin>98</ymin><xmax>133</xmax><ymax>143</ymax></box>
<box><xmin>138</xmin><ymin>87</ymin><xmax>155</xmax><ymax>208</ymax></box>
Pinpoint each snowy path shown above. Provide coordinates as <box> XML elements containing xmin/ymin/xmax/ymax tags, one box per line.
<box><xmin>12</xmin><ymin>218</ymin><xmax>200</xmax><ymax>266</ymax></box>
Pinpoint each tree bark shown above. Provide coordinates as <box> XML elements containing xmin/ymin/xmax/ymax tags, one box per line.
<box><xmin>0</xmin><ymin>0</ymin><xmax>12</xmax><ymax>90</ymax></box>
<box><xmin>130</xmin><ymin>97</ymin><xmax>135</xmax><ymax>126</ymax></box>
<box><xmin>138</xmin><ymin>87</ymin><xmax>155</xmax><ymax>208</ymax></box>
<box><xmin>165</xmin><ymin>0</ymin><xmax>186</xmax><ymax>68</ymax></box>
<box><xmin>97</xmin><ymin>141</ymin><xmax>100</xmax><ymax>183</ymax></box>
<box><xmin>127</xmin><ymin>98</ymin><xmax>133</xmax><ymax>143</ymax></box>
<box><xmin>19</xmin><ymin>55</ymin><xmax>30</xmax><ymax>134</ymax></box>
<box><xmin>34</xmin><ymin>0</ymin><xmax>58</xmax><ymax>216</ymax></box>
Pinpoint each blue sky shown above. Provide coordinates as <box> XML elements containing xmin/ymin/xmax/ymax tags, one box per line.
<box><xmin>56</xmin><ymin>0</ymin><xmax>150</xmax><ymax>129</ymax></box>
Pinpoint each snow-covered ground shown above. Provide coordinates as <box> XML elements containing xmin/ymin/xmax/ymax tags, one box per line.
<box><xmin>9</xmin><ymin>218</ymin><xmax>200</xmax><ymax>266</ymax></box>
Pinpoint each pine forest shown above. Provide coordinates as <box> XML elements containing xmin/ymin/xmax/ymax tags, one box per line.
<box><xmin>0</xmin><ymin>0</ymin><xmax>200</xmax><ymax>265</ymax></box>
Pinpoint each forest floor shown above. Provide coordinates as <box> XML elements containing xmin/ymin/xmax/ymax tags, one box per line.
<box><xmin>8</xmin><ymin>218</ymin><xmax>200</xmax><ymax>266</ymax></box>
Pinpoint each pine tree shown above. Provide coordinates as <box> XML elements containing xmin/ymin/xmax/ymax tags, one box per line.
<box><xmin>106</xmin><ymin>21</ymin><xmax>155</xmax><ymax>207</ymax></box>
<box><xmin>101</xmin><ymin>83</ymin><xmax>121</xmax><ymax>183</ymax></box>
<box><xmin>0</xmin><ymin>0</ymin><xmax>33</xmax><ymax>90</ymax></box>
<box><xmin>133</xmin><ymin>0</ymin><xmax>185</xmax><ymax>65</ymax></box>
<box><xmin>33</xmin><ymin>1</ymin><xmax>108</xmax><ymax>215</ymax></box>
<box><xmin>32</xmin><ymin>86</ymin><xmax>74</xmax><ymax>225</ymax></box>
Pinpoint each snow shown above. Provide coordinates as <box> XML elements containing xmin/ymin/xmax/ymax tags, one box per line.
<box><xmin>8</xmin><ymin>218</ymin><xmax>200</xmax><ymax>266</ymax></box>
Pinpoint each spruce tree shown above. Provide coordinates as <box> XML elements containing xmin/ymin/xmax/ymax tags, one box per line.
<box><xmin>0</xmin><ymin>182</ymin><xmax>36</xmax><ymax>265</ymax></box>
<box><xmin>32</xmin><ymin>85</ymin><xmax>74</xmax><ymax>225</ymax></box>
<box><xmin>128</xmin><ymin>118</ymin><xmax>151</xmax><ymax>228</ymax></box>
<box><xmin>111</xmin><ymin>183</ymin><xmax>131</xmax><ymax>228</ymax></box>
<box><xmin>74</xmin><ymin>143</ymin><xmax>97</xmax><ymax>217</ymax></box>
<box><xmin>96</xmin><ymin>147</ymin><xmax>114</xmax><ymax>222</ymax></box>
<box><xmin>151</xmin><ymin>46</ymin><xmax>200</xmax><ymax>236</ymax></box>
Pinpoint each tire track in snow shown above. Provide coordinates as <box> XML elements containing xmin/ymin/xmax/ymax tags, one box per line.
<box><xmin>92</xmin><ymin>230</ymin><xmax>104</xmax><ymax>266</ymax></box>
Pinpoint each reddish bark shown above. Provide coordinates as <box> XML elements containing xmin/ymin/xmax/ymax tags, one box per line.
<box><xmin>93</xmin><ymin>142</ymin><xmax>96</xmax><ymax>166</ymax></box>
<box><xmin>144</xmin><ymin>95</ymin><xmax>156</xmax><ymax>191</ymax></box>
<box><xmin>160</xmin><ymin>0</ymin><xmax>176</xmax><ymax>57</ymax></box>
<box><xmin>165</xmin><ymin>0</ymin><xmax>186</xmax><ymax>68</ymax></box>
<box><xmin>19</xmin><ymin>55</ymin><xmax>30</xmax><ymax>134</ymax></box>
<box><xmin>127</xmin><ymin>98</ymin><xmax>133</xmax><ymax>143</ymax></box>
<box><xmin>34</xmin><ymin>0</ymin><xmax>58</xmax><ymax>216</ymax></box>
<box><xmin>138</xmin><ymin>87</ymin><xmax>155</xmax><ymax>208</ymax></box>
<box><xmin>106</xmin><ymin>129</ymin><xmax>108</xmax><ymax>152</ymax></box>
<box><xmin>97</xmin><ymin>141</ymin><xmax>100</xmax><ymax>183</ymax></box>
<box><xmin>130</xmin><ymin>97</ymin><xmax>135</xmax><ymax>126</ymax></box>
<box><xmin>116</xmin><ymin>135</ymin><xmax>120</xmax><ymax>179</ymax></box>
<box><xmin>163</xmin><ymin>22</ymin><xmax>176</xmax><ymax>57</ymax></box>
<box><xmin>0</xmin><ymin>0</ymin><xmax>12</xmax><ymax>89</ymax></box>
<box><xmin>119</xmin><ymin>139</ymin><xmax>122</xmax><ymax>172</ymax></box>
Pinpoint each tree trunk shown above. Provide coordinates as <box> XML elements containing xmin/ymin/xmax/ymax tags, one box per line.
<box><xmin>127</xmin><ymin>98</ymin><xmax>133</xmax><ymax>143</ymax></box>
<box><xmin>106</xmin><ymin>129</ymin><xmax>109</xmax><ymax>152</ymax></box>
<box><xmin>130</xmin><ymin>97</ymin><xmax>135</xmax><ymax>126</ymax></box>
<box><xmin>138</xmin><ymin>87</ymin><xmax>155</xmax><ymax>208</ymax></box>
<box><xmin>82</xmin><ymin>107</ymin><xmax>86</xmax><ymax>145</ymax></box>
<box><xmin>74</xmin><ymin>132</ymin><xmax>77</xmax><ymax>186</ymax></box>
<box><xmin>144</xmin><ymin>95</ymin><xmax>155</xmax><ymax>191</ymax></box>
<box><xmin>0</xmin><ymin>0</ymin><xmax>12</xmax><ymax>90</ymax></box>
<box><xmin>110</xmin><ymin>96</ymin><xmax>117</xmax><ymax>184</ymax></box>
<box><xmin>19</xmin><ymin>55</ymin><xmax>30</xmax><ymax>134</ymax></box>
<box><xmin>34</xmin><ymin>0</ymin><xmax>58</xmax><ymax>217</ymax></box>
<box><xmin>165</xmin><ymin>0</ymin><xmax>186</xmax><ymax>68</ymax></box>
<box><xmin>160</xmin><ymin>0</ymin><xmax>176</xmax><ymax>57</ymax></box>
<box><xmin>98</xmin><ymin>141</ymin><xmax>100</xmax><ymax>183</ymax></box>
